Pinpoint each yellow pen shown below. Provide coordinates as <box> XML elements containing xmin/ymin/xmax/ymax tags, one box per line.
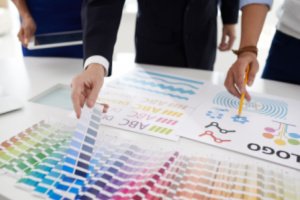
<box><xmin>237</xmin><ymin>65</ymin><xmax>250</xmax><ymax>116</ymax></box>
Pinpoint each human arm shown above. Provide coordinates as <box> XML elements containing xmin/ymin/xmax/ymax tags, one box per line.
<box><xmin>224</xmin><ymin>2</ymin><xmax>270</xmax><ymax>100</ymax></box>
<box><xmin>82</xmin><ymin>0</ymin><xmax>125</xmax><ymax>76</ymax></box>
<box><xmin>71</xmin><ymin>0</ymin><xmax>125</xmax><ymax>118</ymax></box>
<box><xmin>12</xmin><ymin>0</ymin><xmax>36</xmax><ymax>47</ymax></box>
<box><xmin>71</xmin><ymin>64</ymin><xmax>107</xmax><ymax>118</ymax></box>
<box><xmin>218</xmin><ymin>0</ymin><xmax>239</xmax><ymax>51</ymax></box>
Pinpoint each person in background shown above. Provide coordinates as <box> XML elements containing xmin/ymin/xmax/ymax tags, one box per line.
<box><xmin>12</xmin><ymin>0</ymin><xmax>83</xmax><ymax>58</ymax></box>
<box><xmin>224</xmin><ymin>0</ymin><xmax>273</xmax><ymax>101</ymax></box>
<box><xmin>71</xmin><ymin>0</ymin><xmax>239</xmax><ymax>118</ymax></box>
<box><xmin>262</xmin><ymin>0</ymin><xmax>300</xmax><ymax>85</ymax></box>
<box><xmin>0</xmin><ymin>0</ymin><xmax>10</xmax><ymax>36</ymax></box>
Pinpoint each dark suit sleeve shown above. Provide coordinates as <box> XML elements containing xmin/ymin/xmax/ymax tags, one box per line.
<box><xmin>220</xmin><ymin>0</ymin><xmax>239</xmax><ymax>24</ymax></box>
<box><xmin>82</xmin><ymin>0</ymin><xmax>125</xmax><ymax>76</ymax></box>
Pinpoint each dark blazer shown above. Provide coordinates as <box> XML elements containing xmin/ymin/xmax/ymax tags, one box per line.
<box><xmin>82</xmin><ymin>0</ymin><xmax>239</xmax><ymax>76</ymax></box>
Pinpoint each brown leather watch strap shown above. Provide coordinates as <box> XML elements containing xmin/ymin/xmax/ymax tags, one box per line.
<box><xmin>232</xmin><ymin>46</ymin><xmax>258</xmax><ymax>57</ymax></box>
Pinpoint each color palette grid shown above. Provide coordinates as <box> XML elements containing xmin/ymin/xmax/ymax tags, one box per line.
<box><xmin>15</xmin><ymin>104</ymin><xmax>104</xmax><ymax>200</ymax></box>
<box><xmin>0</xmin><ymin>105</ymin><xmax>299</xmax><ymax>199</ymax></box>
<box><xmin>14</xmin><ymin>141</ymin><xmax>300</xmax><ymax>200</ymax></box>
<box><xmin>0</xmin><ymin>120</ymin><xmax>73</xmax><ymax>176</ymax></box>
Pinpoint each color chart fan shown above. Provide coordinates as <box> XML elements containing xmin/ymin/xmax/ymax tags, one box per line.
<box><xmin>15</xmin><ymin>104</ymin><xmax>105</xmax><ymax>199</ymax></box>
<box><xmin>0</xmin><ymin>114</ymin><xmax>299</xmax><ymax>200</ymax></box>
<box><xmin>0</xmin><ymin>76</ymin><xmax>299</xmax><ymax>199</ymax></box>
<box><xmin>0</xmin><ymin>120</ymin><xmax>73</xmax><ymax>176</ymax></box>
<box><xmin>181</xmin><ymin>85</ymin><xmax>300</xmax><ymax>170</ymax></box>
<box><xmin>97</xmin><ymin>69</ymin><xmax>207</xmax><ymax>141</ymax></box>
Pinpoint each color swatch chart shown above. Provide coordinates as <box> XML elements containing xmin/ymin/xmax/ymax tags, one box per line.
<box><xmin>97</xmin><ymin>69</ymin><xmax>300</xmax><ymax>170</ymax></box>
<box><xmin>98</xmin><ymin>69</ymin><xmax>207</xmax><ymax>141</ymax></box>
<box><xmin>0</xmin><ymin>120</ymin><xmax>73</xmax><ymax>176</ymax></box>
<box><xmin>0</xmin><ymin>106</ymin><xmax>300</xmax><ymax>199</ymax></box>
<box><xmin>99</xmin><ymin>87</ymin><xmax>193</xmax><ymax>141</ymax></box>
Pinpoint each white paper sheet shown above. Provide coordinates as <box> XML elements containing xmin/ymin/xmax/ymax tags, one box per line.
<box><xmin>98</xmin><ymin>69</ymin><xmax>206</xmax><ymax>141</ymax></box>
<box><xmin>181</xmin><ymin>85</ymin><xmax>300</xmax><ymax>170</ymax></box>
<box><xmin>97</xmin><ymin>68</ymin><xmax>300</xmax><ymax>169</ymax></box>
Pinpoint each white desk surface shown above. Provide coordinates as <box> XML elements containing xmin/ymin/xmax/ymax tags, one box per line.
<box><xmin>0</xmin><ymin>57</ymin><xmax>299</xmax><ymax>200</ymax></box>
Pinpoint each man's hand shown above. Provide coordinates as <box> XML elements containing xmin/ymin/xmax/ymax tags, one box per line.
<box><xmin>218</xmin><ymin>24</ymin><xmax>236</xmax><ymax>51</ymax></box>
<box><xmin>18</xmin><ymin>15</ymin><xmax>36</xmax><ymax>47</ymax></box>
<box><xmin>224</xmin><ymin>52</ymin><xmax>259</xmax><ymax>101</ymax></box>
<box><xmin>71</xmin><ymin>64</ymin><xmax>105</xmax><ymax>118</ymax></box>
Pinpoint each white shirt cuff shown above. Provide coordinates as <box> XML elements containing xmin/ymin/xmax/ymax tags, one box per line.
<box><xmin>240</xmin><ymin>0</ymin><xmax>273</xmax><ymax>9</ymax></box>
<box><xmin>83</xmin><ymin>55</ymin><xmax>110</xmax><ymax>77</ymax></box>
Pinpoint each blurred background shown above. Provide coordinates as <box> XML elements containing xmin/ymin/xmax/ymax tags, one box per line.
<box><xmin>0</xmin><ymin>0</ymin><xmax>284</xmax><ymax>76</ymax></box>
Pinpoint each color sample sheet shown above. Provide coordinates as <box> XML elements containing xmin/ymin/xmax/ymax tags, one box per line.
<box><xmin>98</xmin><ymin>69</ymin><xmax>205</xmax><ymax>141</ymax></box>
<box><xmin>181</xmin><ymin>86</ymin><xmax>300</xmax><ymax>170</ymax></box>
<box><xmin>0</xmin><ymin>106</ymin><xmax>299</xmax><ymax>199</ymax></box>
<box><xmin>98</xmin><ymin>68</ymin><xmax>300</xmax><ymax>170</ymax></box>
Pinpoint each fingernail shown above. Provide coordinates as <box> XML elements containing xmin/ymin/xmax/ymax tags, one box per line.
<box><xmin>248</xmin><ymin>80</ymin><xmax>253</xmax><ymax>86</ymax></box>
<box><xmin>88</xmin><ymin>100</ymin><xmax>94</xmax><ymax>107</ymax></box>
